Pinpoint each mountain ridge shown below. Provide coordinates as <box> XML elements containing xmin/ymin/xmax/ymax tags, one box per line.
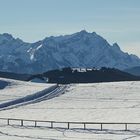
<box><xmin>0</xmin><ymin>30</ymin><xmax>140</xmax><ymax>74</ymax></box>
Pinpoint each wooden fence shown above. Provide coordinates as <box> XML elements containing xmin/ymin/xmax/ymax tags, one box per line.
<box><xmin>0</xmin><ymin>118</ymin><xmax>140</xmax><ymax>131</ymax></box>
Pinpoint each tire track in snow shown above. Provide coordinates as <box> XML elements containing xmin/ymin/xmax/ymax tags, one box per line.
<box><xmin>0</xmin><ymin>130</ymin><xmax>48</xmax><ymax>140</ymax></box>
<box><xmin>0</xmin><ymin>84</ymin><xmax>68</xmax><ymax>111</ymax></box>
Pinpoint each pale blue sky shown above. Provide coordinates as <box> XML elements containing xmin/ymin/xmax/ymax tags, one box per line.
<box><xmin>0</xmin><ymin>0</ymin><xmax>140</xmax><ymax>56</ymax></box>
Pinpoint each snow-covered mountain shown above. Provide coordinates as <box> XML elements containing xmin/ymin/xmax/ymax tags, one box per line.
<box><xmin>0</xmin><ymin>30</ymin><xmax>140</xmax><ymax>74</ymax></box>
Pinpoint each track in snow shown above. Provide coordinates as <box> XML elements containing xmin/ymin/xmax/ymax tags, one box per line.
<box><xmin>0</xmin><ymin>84</ymin><xmax>68</xmax><ymax>111</ymax></box>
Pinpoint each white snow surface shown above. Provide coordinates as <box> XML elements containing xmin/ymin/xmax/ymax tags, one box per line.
<box><xmin>0</xmin><ymin>78</ymin><xmax>53</xmax><ymax>104</ymax></box>
<box><xmin>1</xmin><ymin>124</ymin><xmax>140</xmax><ymax>140</ymax></box>
<box><xmin>1</xmin><ymin>81</ymin><xmax>140</xmax><ymax>122</ymax></box>
<box><xmin>36</xmin><ymin>44</ymin><xmax>42</xmax><ymax>50</ymax></box>
<box><xmin>1</xmin><ymin>79</ymin><xmax>140</xmax><ymax>139</ymax></box>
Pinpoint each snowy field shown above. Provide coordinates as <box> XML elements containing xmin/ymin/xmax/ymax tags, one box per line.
<box><xmin>1</xmin><ymin>124</ymin><xmax>140</xmax><ymax>140</ymax></box>
<box><xmin>0</xmin><ymin>78</ymin><xmax>54</xmax><ymax>104</ymax></box>
<box><xmin>1</xmin><ymin>79</ymin><xmax>140</xmax><ymax>139</ymax></box>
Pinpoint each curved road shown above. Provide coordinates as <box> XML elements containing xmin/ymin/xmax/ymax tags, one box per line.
<box><xmin>0</xmin><ymin>84</ymin><xmax>68</xmax><ymax>111</ymax></box>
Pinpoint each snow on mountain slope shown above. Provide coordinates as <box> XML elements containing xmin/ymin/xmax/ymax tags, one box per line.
<box><xmin>0</xmin><ymin>31</ymin><xmax>140</xmax><ymax>74</ymax></box>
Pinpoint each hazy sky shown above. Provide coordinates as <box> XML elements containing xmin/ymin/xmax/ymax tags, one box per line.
<box><xmin>0</xmin><ymin>0</ymin><xmax>140</xmax><ymax>56</ymax></box>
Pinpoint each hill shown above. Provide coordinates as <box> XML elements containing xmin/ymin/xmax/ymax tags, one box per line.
<box><xmin>0</xmin><ymin>71</ymin><xmax>31</xmax><ymax>81</ymax></box>
<box><xmin>29</xmin><ymin>67</ymin><xmax>140</xmax><ymax>83</ymax></box>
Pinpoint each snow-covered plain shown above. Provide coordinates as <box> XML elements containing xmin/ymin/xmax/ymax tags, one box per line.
<box><xmin>0</xmin><ymin>78</ymin><xmax>53</xmax><ymax>104</ymax></box>
<box><xmin>1</xmin><ymin>79</ymin><xmax>140</xmax><ymax>139</ymax></box>
<box><xmin>1</xmin><ymin>124</ymin><xmax>140</xmax><ymax>140</ymax></box>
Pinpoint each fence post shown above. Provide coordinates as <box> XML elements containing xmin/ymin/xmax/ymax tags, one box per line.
<box><xmin>51</xmin><ymin>122</ymin><xmax>53</xmax><ymax>128</ymax></box>
<box><xmin>84</xmin><ymin>123</ymin><xmax>86</xmax><ymax>130</ymax></box>
<box><xmin>21</xmin><ymin>120</ymin><xmax>23</xmax><ymax>126</ymax></box>
<box><xmin>35</xmin><ymin>121</ymin><xmax>37</xmax><ymax>127</ymax></box>
<box><xmin>125</xmin><ymin>123</ymin><xmax>127</xmax><ymax>131</ymax></box>
<box><xmin>68</xmin><ymin>122</ymin><xmax>70</xmax><ymax>129</ymax></box>
<box><xmin>7</xmin><ymin>119</ymin><xmax>9</xmax><ymax>125</ymax></box>
<box><xmin>101</xmin><ymin>123</ymin><xmax>103</xmax><ymax>131</ymax></box>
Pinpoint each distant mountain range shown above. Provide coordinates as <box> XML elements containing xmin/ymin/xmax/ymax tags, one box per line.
<box><xmin>124</xmin><ymin>66</ymin><xmax>140</xmax><ymax>76</ymax></box>
<box><xmin>0</xmin><ymin>30</ymin><xmax>140</xmax><ymax>74</ymax></box>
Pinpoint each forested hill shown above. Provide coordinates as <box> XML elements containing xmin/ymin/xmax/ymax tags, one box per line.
<box><xmin>29</xmin><ymin>67</ymin><xmax>140</xmax><ymax>84</ymax></box>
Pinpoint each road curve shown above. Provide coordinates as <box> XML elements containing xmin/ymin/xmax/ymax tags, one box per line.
<box><xmin>0</xmin><ymin>84</ymin><xmax>68</xmax><ymax>111</ymax></box>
